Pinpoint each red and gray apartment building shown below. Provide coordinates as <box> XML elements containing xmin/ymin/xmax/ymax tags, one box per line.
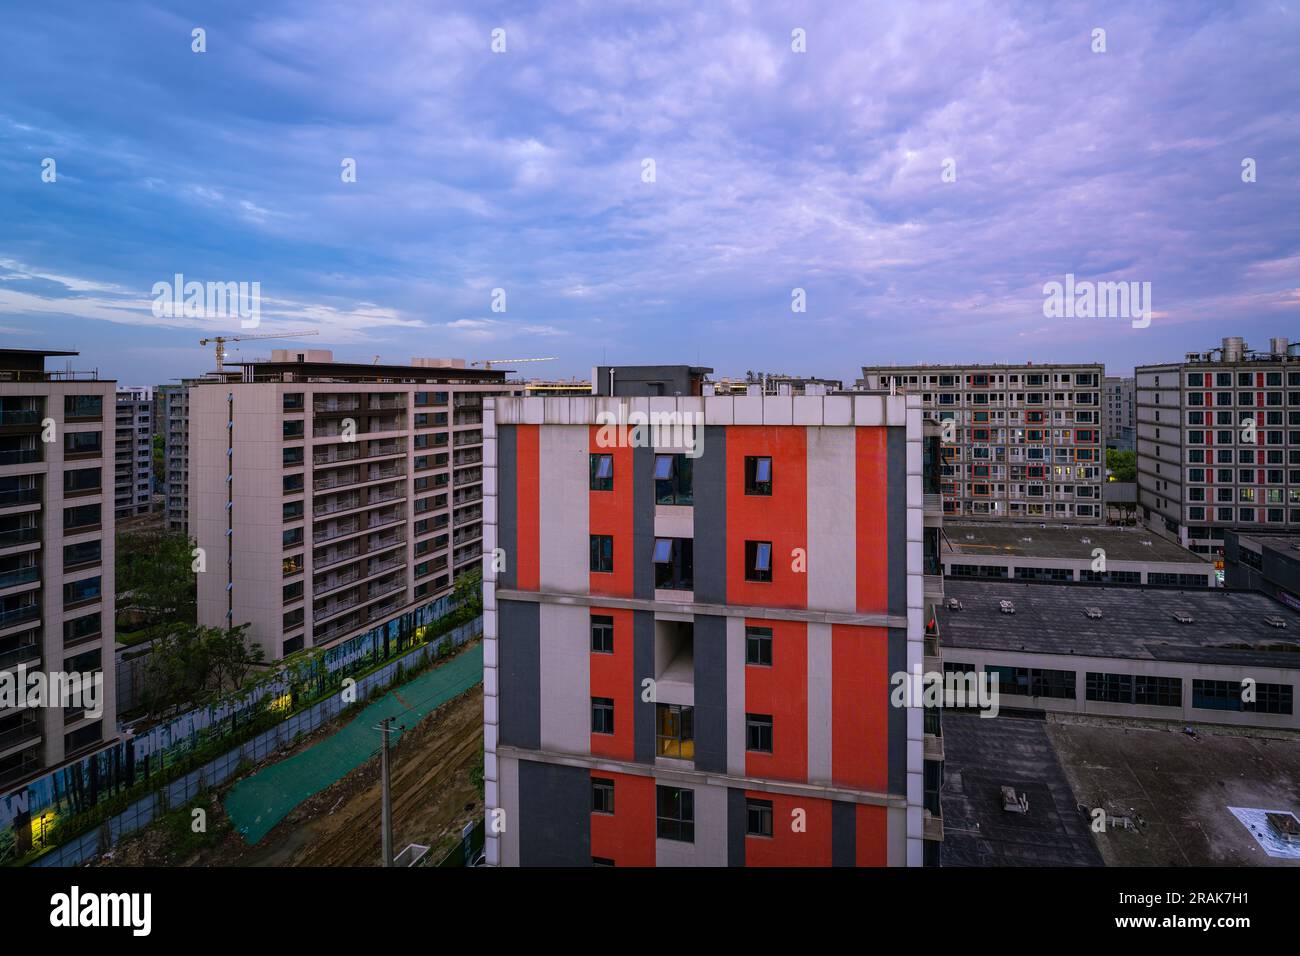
<box><xmin>483</xmin><ymin>366</ymin><xmax>942</xmax><ymax>867</ymax></box>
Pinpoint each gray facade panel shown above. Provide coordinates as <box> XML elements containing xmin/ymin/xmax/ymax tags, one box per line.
<box><xmin>693</xmin><ymin>426</ymin><xmax>727</xmax><ymax>604</ymax></box>
<box><xmin>888</xmin><ymin>627</ymin><xmax>907</xmax><ymax>796</ymax></box>
<box><xmin>497</xmin><ymin>424</ymin><xmax>517</xmax><ymax>591</ymax></box>
<box><xmin>727</xmin><ymin>787</ymin><xmax>747</xmax><ymax>867</ymax></box>
<box><xmin>518</xmin><ymin>759</ymin><xmax>592</xmax><ymax>866</ymax></box>
<box><xmin>633</xmin><ymin>444</ymin><xmax>656</xmax><ymax>600</ymax></box>
<box><xmin>831</xmin><ymin>800</ymin><xmax>857</xmax><ymax>867</ymax></box>
<box><xmin>634</xmin><ymin>609</ymin><xmax>656</xmax><ymax>762</ymax></box>
<box><xmin>498</xmin><ymin>599</ymin><xmax>540</xmax><ymax>749</ymax></box>
<box><xmin>693</xmin><ymin>614</ymin><xmax>728</xmax><ymax>773</ymax></box>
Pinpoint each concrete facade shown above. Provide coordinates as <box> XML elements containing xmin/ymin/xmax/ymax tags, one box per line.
<box><xmin>858</xmin><ymin>363</ymin><xmax>1105</xmax><ymax>523</ymax></box>
<box><xmin>190</xmin><ymin>353</ymin><xmax>519</xmax><ymax>661</ymax></box>
<box><xmin>484</xmin><ymin>386</ymin><xmax>934</xmax><ymax>867</ymax></box>
<box><xmin>1137</xmin><ymin>336</ymin><xmax>1300</xmax><ymax>556</ymax></box>
<box><xmin>0</xmin><ymin>349</ymin><xmax>116</xmax><ymax>789</ymax></box>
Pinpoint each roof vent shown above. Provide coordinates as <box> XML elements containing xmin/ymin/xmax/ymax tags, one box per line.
<box><xmin>1140</xmin><ymin>540</ymin><xmax>1153</xmax><ymax>547</ymax></box>
<box><xmin>965</xmin><ymin>534</ymin><xmax>976</xmax><ymax>541</ymax></box>
<box><xmin>1264</xmin><ymin>615</ymin><xmax>1288</xmax><ymax>629</ymax></box>
<box><xmin>998</xmin><ymin>600</ymin><xmax>1016</xmax><ymax>615</ymax></box>
<box><xmin>946</xmin><ymin>597</ymin><xmax>964</xmax><ymax>611</ymax></box>
<box><xmin>1019</xmin><ymin>536</ymin><xmax>1033</xmax><ymax>543</ymax></box>
<box><xmin>1080</xmin><ymin>537</ymin><xmax>1092</xmax><ymax>545</ymax></box>
<box><xmin>1172</xmin><ymin>610</ymin><xmax>1194</xmax><ymax>624</ymax></box>
<box><xmin>1084</xmin><ymin>607</ymin><xmax>1103</xmax><ymax>619</ymax></box>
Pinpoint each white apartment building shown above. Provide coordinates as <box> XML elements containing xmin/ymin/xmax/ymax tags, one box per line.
<box><xmin>190</xmin><ymin>350</ymin><xmax>520</xmax><ymax>661</ymax></box>
<box><xmin>0</xmin><ymin>349</ymin><xmax>116</xmax><ymax>789</ymax></box>
<box><xmin>1137</xmin><ymin>335</ymin><xmax>1300</xmax><ymax>555</ymax></box>
<box><xmin>858</xmin><ymin>363</ymin><xmax>1105</xmax><ymax>523</ymax></box>
<box><xmin>114</xmin><ymin>386</ymin><xmax>153</xmax><ymax>520</ymax></box>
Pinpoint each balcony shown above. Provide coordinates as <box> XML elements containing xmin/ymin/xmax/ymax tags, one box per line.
<box><xmin>313</xmin><ymin>446</ymin><xmax>361</xmax><ymax>466</ymax></box>
<box><xmin>0</xmin><ymin>487</ymin><xmax>40</xmax><ymax>509</ymax></box>
<box><xmin>0</xmin><ymin>566</ymin><xmax>39</xmax><ymax>590</ymax></box>
<box><xmin>0</xmin><ymin>409</ymin><xmax>41</xmax><ymax>427</ymax></box>
<box><xmin>0</xmin><ymin>604</ymin><xmax>39</xmax><ymax>630</ymax></box>
<box><xmin>370</xmin><ymin>397</ymin><xmax>406</xmax><ymax>411</ymax></box>
<box><xmin>314</xmin><ymin>519</ymin><xmax>360</xmax><ymax>544</ymax></box>
<box><xmin>313</xmin><ymin>398</ymin><xmax>361</xmax><ymax>414</ymax></box>
<box><xmin>313</xmin><ymin>494</ymin><xmax>361</xmax><ymax>517</ymax></box>
<box><xmin>313</xmin><ymin>566</ymin><xmax>361</xmax><ymax>596</ymax></box>
<box><xmin>0</xmin><ymin>638</ymin><xmax>40</xmax><ymax>672</ymax></box>
<box><xmin>0</xmin><ymin>449</ymin><xmax>40</xmax><ymax>467</ymax></box>
<box><xmin>0</xmin><ymin>720</ymin><xmax>41</xmax><ymax>756</ymax></box>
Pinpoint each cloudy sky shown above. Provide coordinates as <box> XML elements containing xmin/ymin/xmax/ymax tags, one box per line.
<box><xmin>1</xmin><ymin>0</ymin><xmax>1297</xmax><ymax>385</ymax></box>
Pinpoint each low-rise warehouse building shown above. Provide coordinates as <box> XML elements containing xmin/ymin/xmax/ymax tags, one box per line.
<box><xmin>942</xmin><ymin>522</ymin><xmax>1215</xmax><ymax>588</ymax></box>
<box><xmin>936</xmin><ymin>579</ymin><xmax>1298</xmax><ymax>731</ymax></box>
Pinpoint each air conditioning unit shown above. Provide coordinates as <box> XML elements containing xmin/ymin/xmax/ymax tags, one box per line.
<box><xmin>1084</xmin><ymin>607</ymin><xmax>1103</xmax><ymax>619</ymax></box>
<box><xmin>1264</xmin><ymin>615</ymin><xmax>1288</xmax><ymax>629</ymax></box>
<box><xmin>1172</xmin><ymin>610</ymin><xmax>1194</xmax><ymax>624</ymax></box>
<box><xmin>999</xmin><ymin>600</ymin><xmax>1016</xmax><ymax>614</ymax></box>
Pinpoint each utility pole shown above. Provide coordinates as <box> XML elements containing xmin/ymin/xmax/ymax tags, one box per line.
<box><xmin>378</xmin><ymin>717</ymin><xmax>393</xmax><ymax>867</ymax></box>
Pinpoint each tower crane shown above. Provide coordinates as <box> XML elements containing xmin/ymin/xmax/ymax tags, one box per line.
<box><xmin>470</xmin><ymin>356</ymin><xmax>557</xmax><ymax>370</ymax></box>
<box><xmin>197</xmin><ymin>330</ymin><xmax>320</xmax><ymax>370</ymax></box>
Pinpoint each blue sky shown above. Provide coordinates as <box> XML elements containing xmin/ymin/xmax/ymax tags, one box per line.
<box><xmin>1</xmin><ymin>0</ymin><xmax>1297</xmax><ymax>385</ymax></box>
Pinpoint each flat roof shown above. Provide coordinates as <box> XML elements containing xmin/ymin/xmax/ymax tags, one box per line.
<box><xmin>943</xmin><ymin>523</ymin><xmax>1204</xmax><ymax>564</ymax></box>
<box><xmin>0</xmin><ymin>348</ymin><xmax>78</xmax><ymax>356</ymax></box>
<box><xmin>940</xmin><ymin>713</ymin><xmax>1104</xmax><ymax>867</ymax></box>
<box><xmin>1232</xmin><ymin>532</ymin><xmax>1300</xmax><ymax>554</ymax></box>
<box><xmin>938</xmin><ymin>579</ymin><xmax>1300</xmax><ymax>669</ymax></box>
<box><xmin>1048</xmin><ymin>721</ymin><xmax>1300</xmax><ymax>866</ymax></box>
<box><xmin>217</xmin><ymin>360</ymin><xmax>508</xmax><ymax>382</ymax></box>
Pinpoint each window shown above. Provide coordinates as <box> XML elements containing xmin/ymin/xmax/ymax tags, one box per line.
<box><xmin>591</xmin><ymin>697</ymin><xmax>615</xmax><ymax>735</ymax></box>
<box><xmin>283</xmin><ymin>527</ymin><xmax>303</xmax><ymax>548</ymax></box>
<box><xmin>63</xmin><ymin>432</ymin><xmax>102</xmax><ymax>456</ymax></box>
<box><xmin>592</xmin><ymin>777</ymin><xmax>615</xmax><ymax>815</ymax></box>
<box><xmin>745</xmin><ymin>626</ymin><xmax>772</xmax><ymax>666</ymax></box>
<box><xmin>283</xmin><ymin>393</ymin><xmax>304</xmax><ymax>412</ymax></box>
<box><xmin>63</xmin><ymin>576</ymin><xmax>101</xmax><ymax>606</ymax></box>
<box><xmin>987</xmin><ymin>666</ymin><xmax>1076</xmax><ymax>699</ymax></box>
<box><xmin>656</xmin><ymin>703</ymin><xmax>694</xmax><ymax>758</ymax></box>
<box><xmin>63</xmin><ymin>540</ymin><xmax>101</xmax><ymax>570</ymax></box>
<box><xmin>63</xmin><ymin>467</ymin><xmax>100</xmax><ymax>494</ymax></box>
<box><xmin>1085</xmin><ymin>672</ymin><xmax>1133</xmax><ymax>704</ymax></box>
<box><xmin>745</xmin><ymin>714</ymin><xmax>773</xmax><ymax>753</ymax></box>
<box><xmin>283</xmin><ymin>474</ymin><xmax>303</xmax><ymax>494</ymax></box>
<box><xmin>589</xmin><ymin>535</ymin><xmax>614</xmax><ymax>573</ymax></box>
<box><xmin>745</xmin><ymin>540</ymin><xmax>773</xmax><ymax>582</ymax></box>
<box><xmin>1134</xmin><ymin>676</ymin><xmax>1182</xmax><ymax>708</ymax></box>
<box><xmin>283</xmin><ymin>420</ymin><xmax>305</xmax><ymax>440</ymax></box>
<box><xmin>746</xmin><ymin>798</ymin><xmax>773</xmax><ymax>837</ymax></box>
<box><xmin>63</xmin><ymin>503</ymin><xmax>100</xmax><ymax>531</ymax></box>
<box><xmin>283</xmin><ymin>500</ymin><xmax>304</xmax><ymax>521</ymax></box>
<box><xmin>590</xmin><ymin>614</ymin><xmax>614</xmax><ymax>654</ymax></box>
<box><xmin>653</xmin><ymin>537</ymin><xmax>694</xmax><ymax>590</ymax></box>
<box><xmin>283</xmin><ymin>581</ymin><xmax>303</xmax><ymax>602</ymax></box>
<box><xmin>654</xmin><ymin>454</ymin><xmax>693</xmax><ymax>505</ymax></box>
<box><xmin>64</xmin><ymin>395</ymin><xmax>103</xmax><ymax>419</ymax></box>
<box><xmin>656</xmin><ymin>786</ymin><xmax>694</xmax><ymax>842</ymax></box>
<box><xmin>283</xmin><ymin>446</ymin><xmax>304</xmax><ymax>467</ymax></box>
<box><xmin>745</xmin><ymin>456</ymin><xmax>773</xmax><ymax>496</ymax></box>
<box><xmin>589</xmin><ymin>453</ymin><xmax>613</xmax><ymax>491</ymax></box>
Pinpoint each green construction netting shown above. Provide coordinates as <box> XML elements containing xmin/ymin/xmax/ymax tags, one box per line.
<box><xmin>224</xmin><ymin>643</ymin><xmax>483</xmax><ymax>845</ymax></box>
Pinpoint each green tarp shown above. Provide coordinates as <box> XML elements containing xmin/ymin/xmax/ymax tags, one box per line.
<box><xmin>224</xmin><ymin>644</ymin><xmax>482</xmax><ymax>844</ymax></box>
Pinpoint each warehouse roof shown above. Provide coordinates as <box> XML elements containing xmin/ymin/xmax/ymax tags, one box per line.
<box><xmin>943</xmin><ymin>523</ymin><xmax>1205</xmax><ymax>564</ymax></box>
<box><xmin>937</xmin><ymin>579</ymin><xmax>1300</xmax><ymax>669</ymax></box>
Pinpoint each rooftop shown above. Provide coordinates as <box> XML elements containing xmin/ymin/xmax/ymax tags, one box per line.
<box><xmin>938</xmin><ymin>579</ymin><xmax>1300</xmax><ymax>669</ymax></box>
<box><xmin>939</xmin><ymin>713</ymin><xmax>1104</xmax><ymax>867</ymax></box>
<box><xmin>216</xmin><ymin>359</ymin><xmax>508</xmax><ymax>385</ymax></box>
<box><xmin>1232</xmin><ymin>531</ymin><xmax>1300</xmax><ymax>555</ymax></box>
<box><xmin>943</xmin><ymin>523</ymin><xmax>1203</xmax><ymax>564</ymax></box>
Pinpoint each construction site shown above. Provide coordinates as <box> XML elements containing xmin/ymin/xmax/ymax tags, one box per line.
<box><xmin>93</xmin><ymin>643</ymin><xmax>486</xmax><ymax>868</ymax></box>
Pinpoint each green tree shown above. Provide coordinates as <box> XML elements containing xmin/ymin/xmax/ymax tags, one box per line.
<box><xmin>117</xmin><ymin>529</ymin><xmax>198</xmax><ymax>642</ymax></box>
<box><xmin>1106</xmin><ymin>449</ymin><xmax>1136</xmax><ymax>482</ymax></box>
<box><xmin>453</xmin><ymin>566</ymin><xmax>483</xmax><ymax>613</ymax></box>
<box><xmin>141</xmin><ymin>623</ymin><xmax>263</xmax><ymax>716</ymax></box>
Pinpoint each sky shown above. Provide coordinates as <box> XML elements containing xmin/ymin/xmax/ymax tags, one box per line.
<box><xmin>1</xmin><ymin>0</ymin><xmax>1298</xmax><ymax>386</ymax></box>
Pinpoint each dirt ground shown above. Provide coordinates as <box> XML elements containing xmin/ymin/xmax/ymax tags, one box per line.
<box><xmin>98</xmin><ymin>684</ymin><xmax>484</xmax><ymax>867</ymax></box>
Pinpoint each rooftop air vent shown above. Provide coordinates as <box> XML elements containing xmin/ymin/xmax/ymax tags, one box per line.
<box><xmin>1080</xmin><ymin>537</ymin><xmax>1091</xmax><ymax>545</ymax></box>
<box><xmin>1019</xmin><ymin>536</ymin><xmax>1033</xmax><ymax>543</ymax></box>
<box><xmin>1085</xmin><ymin>607</ymin><xmax>1103</xmax><ymax>619</ymax></box>
<box><xmin>965</xmin><ymin>534</ymin><xmax>976</xmax><ymax>541</ymax></box>
<box><xmin>1141</xmin><ymin>540</ymin><xmax>1153</xmax><ymax>547</ymax></box>
<box><xmin>947</xmin><ymin>597</ymin><xmax>964</xmax><ymax>611</ymax></box>
<box><xmin>1172</xmin><ymin>610</ymin><xmax>1194</xmax><ymax>624</ymax></box>
<box><xmin>1265</xmin><ymin>615</ymin><xmax>1288</xmax><ymax>629</ymax></box>
<box><xmin>999</xmin><ymin>600</ymin><xmax>1016</xmax><ymax>615</ymax></box>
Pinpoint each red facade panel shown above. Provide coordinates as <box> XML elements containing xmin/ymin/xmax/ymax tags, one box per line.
<box><xmin>589</xmin><ymin>770</ymin><xmax>656</xmax><ymax>866</ymax></box>
<box><xmin>589</xmin><ymin>606</ymin><xmax>636</xmax><ymax>760</ymax></box>
<box><xmin>726</xmin><ymin>425</ymin><xmax>808</xmax><ymax>609</ymax></box>
<box><xmin>744</xmin><ymin>617</ymin><xmax>808</xmax><ymax>783</ymax></box>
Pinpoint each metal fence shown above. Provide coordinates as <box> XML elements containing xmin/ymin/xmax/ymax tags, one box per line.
<box><xmin>12</xmin><ymin>616</ymin><xmax>481</xmax><ymax>867</ymax></box>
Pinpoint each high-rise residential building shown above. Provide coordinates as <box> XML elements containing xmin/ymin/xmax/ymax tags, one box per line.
<box><xmin>189</xmin><ymin>350</ymin><xmax>519</xmax><ymax>662</ymax></box>
<box><xmin>1104</xmin><ymin>375</ymin><xmax>1135</xmax><ymax>451</ymax></box>
<box><xmin>114</xmin><ymin>386</ymin><xmax>153</xmax><ymax>520</ymax></box>
<box><xmin>484</xmin><ymin>366</ymin><xmax>942</xmax><ymax>867</ymax></box>
<box><xmin>159</xmin><ymin>373</ymin><xmax>236</xmax><ymax>536</ymax></box>
<box><xmin>857</xmin><ymin>363</ymin><xmax>1105</xmax><ymax>523</ymax></box>
<box><xmin>1136</xmin><ymin>335</ymin><xmax>1300</xmax><ymax>556</ymax></box>
<box><xmin>0</xmin><ymin>349</ymin><xmax>116</xmax><ymax>789</ymax></box>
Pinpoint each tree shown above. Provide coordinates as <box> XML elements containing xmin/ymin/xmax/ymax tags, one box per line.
<box><xmin>117</xmin><ymin>530</ymin><xmax>198</xmax><ymax>641</ymax></box>
<box><xmin>453</xmin><ymin>566</ymin><xmax>483</xmax><ymax>613</ymax></box>
<box><xmin>1106</xmin><ymin>449</ymin><xmax>1136</xmax><ymax>482</ymax></box>
<box><xmin>140</xmin><ymin>623</ymin><xmax>263</xmax><ymax>716</ymax></box>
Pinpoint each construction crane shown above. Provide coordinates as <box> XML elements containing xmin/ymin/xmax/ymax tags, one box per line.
<box><xmin>470</xmin><ymin>356</ymin><xmax>557</xmax><ymax>370</ymax></box>
<box><xmin>198</xmin><ymin>330</ymin><xmax>319</xmax><ymax>370</ymax></box>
